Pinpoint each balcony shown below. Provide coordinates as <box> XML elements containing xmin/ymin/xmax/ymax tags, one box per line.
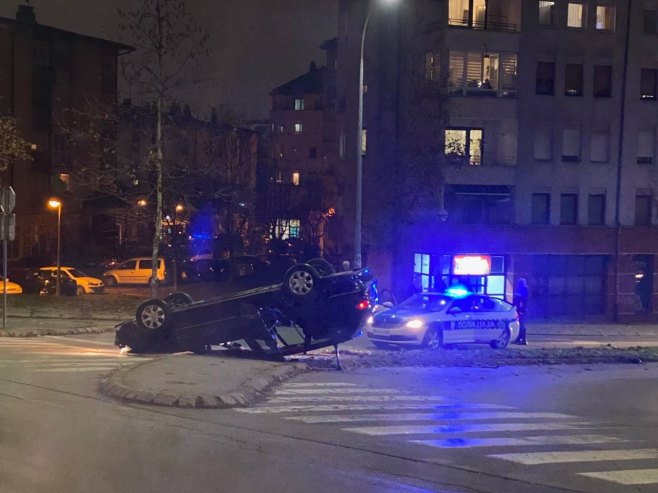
<box><xmin>447</xmin><ymin>0</ymin><xmax>521</xmax><ymax>33</ymax></box>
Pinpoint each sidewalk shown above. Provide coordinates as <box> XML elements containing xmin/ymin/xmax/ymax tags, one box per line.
<box><xmin>2</xmin><ymin>314</ymin><xmax>658</xmax><ymax>410</ymax></box>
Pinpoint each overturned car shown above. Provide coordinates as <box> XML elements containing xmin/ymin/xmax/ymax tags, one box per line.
<box><xmin>115</xmin><ymin>259</ymin><xmax>377</xmax><ymax>362</ymax></box>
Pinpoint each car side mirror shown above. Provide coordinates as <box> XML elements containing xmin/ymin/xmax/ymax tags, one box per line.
<box><xmin>447</xmin><ymin>307</ymin><xmax>461</xmax><ymax>315</ymax></box>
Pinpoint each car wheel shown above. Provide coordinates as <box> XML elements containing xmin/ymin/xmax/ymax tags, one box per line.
<box><xmin>490</xmin><ymin>326</ymin><xmax>511</xmax><ymax>349</ymax></box>
<box><xmin>164</xmin><ymin>292</ymin><xmax>193</xmax><ymax>310</ymax></box>
<box><xmin>104</xmin><ymin>276</ymin><xmax>117</xmax><ymax>287</ymax></box>
<box><xmin>423</xmin><ymin>326</ymin><xmax>443</xmax><ymax>350</ymax></box>
<box><xmin>76</xmin><ymin>285</ymin><xmax>85</xmax><ymax>296</ymax></box>
<box><xmin>282</xmin><ymin>264</ymin><xmax>319</xmax><ymax>300</ymax></box>
<box><xmin>136</xmin><ymin>299</ymin><xmax>170</xmax><ymax>331</ymax></box>
<box><xmin>307</xmin><ymin>258</ymin><xmax>335</xmax><ymax>277</ymax></box>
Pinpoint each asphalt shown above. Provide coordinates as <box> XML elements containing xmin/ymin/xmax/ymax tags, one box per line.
<box><xmin>3</xmin><ymin>311</ymin><xmax>658</xmax><ymax>409</ymax></box>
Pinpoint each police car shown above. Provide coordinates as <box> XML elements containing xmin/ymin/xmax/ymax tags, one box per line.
<box><xmin>365</xmin><ymin>289</ymin><xmax>520</xmax><ymax>350</ymax></box>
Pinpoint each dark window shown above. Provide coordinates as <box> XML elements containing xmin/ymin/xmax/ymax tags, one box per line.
<box><xmin>635</xmin><ymin>194</ymin><xmax>652</xmax><ymax>226</ymax></box>
<box><xmin>536</xmin><ymin>62</ymin><xmax>555</xmax><ymax>95</ymax></box>
<box><xmin>634</xmin><ymin>255</ymin><xmax>653</xmax><ymax>313</ymax></box>
<box><xmin>644</xmin><ymin>9</ymin><xmax>658</xmax><ymax>34</ymax></box>
<box><xmin>640</xmin><ymin>69</ymin><xmax>657</xmax><ymax>100</ymax></box>
<box><xmin>445</xmin><ymin>185</ymin><xmax>513</xmax><ymax>224</ymax></box>
<box><xmin>587</xmin><ymin>194</ymin><xmax>605</xmax><ymax>225</ymax></box>
<box><xmin>593</xmin><ymin>65</ymin><xmax>612</xmax><ymax>97</ymax></box>
<box><xmin>531</xmin><ymin>193</ymin><xmax>551</xmax><ymax>224</ymax></box>
<box><xmin>560</xmin><ymin>194</ymin><xmax>578</xmax><ymax>224</ymax></box>
<box><xmin>309</xmin><ymin>147</ymin><xmax>317</xmax><ymax>159</ymax></box>
<box><xmin>565</xmin><ymin>64</ymin><xmax>583</xmax><ymax>96</ymax></box>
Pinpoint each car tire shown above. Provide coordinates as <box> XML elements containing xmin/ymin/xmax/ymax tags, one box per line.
<box><xmin>104</xmin><ymin>276</ymin><xmax>117</xmax><ymax>287</ymax></box>
<box><xmin>136</xmin><ymin>298</ymin><xmax>171</xmax><ymax>331</ymax></box>
<box><xmin>490</xmin><ymin>326</ymin><xmax>511</xmax><ymax>349</ymax></box>
<box><xmin>164</xmin><ymin>292</ymin><xmax>193</xmax><ymax>310</ymax></box>
<box><xmin>307</xmin><ymin>258</ymin><xmax>335</xmax><ymax>277</ymax></box>
<box><xmin>76</xmin><ymin>285</ymin><xmax>85</xmax><ymax>296</ymax></box>
<box><xmin>423</xmin><ymin>326</ymin><xmax>443</xmax><ymax>350</ymax></box>
<box><xmin>282</xmin><ymin>264</ymin><xmax>319</xmax><ymax>301</ymax></box>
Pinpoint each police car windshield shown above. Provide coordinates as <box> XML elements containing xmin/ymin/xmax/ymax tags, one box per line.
<box><xmin>399</xmin><ymin>294</ymin><xmax>451</xmax><ymax>312</ymax></box>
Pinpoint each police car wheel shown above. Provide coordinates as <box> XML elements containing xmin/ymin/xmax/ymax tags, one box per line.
<box><xmin>490</xmin><ymin>326</ymin><xmax>511</xmax><ymax>349</ymax></box>
<box><xmin>423</xmin><ymin>327</ymin><xmax>443</xmax><ymax>350</ymax></box>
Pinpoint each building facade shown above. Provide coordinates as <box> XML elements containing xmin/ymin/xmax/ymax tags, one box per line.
<box><xmin>336</xmin><ymin>0</ymin><xmax>658</xmax><ymax>322</ymax></box>
<box><xmin>0</xmin><ymin>4</ymin><xmax>130</xmax><ymax>264</ymax></box>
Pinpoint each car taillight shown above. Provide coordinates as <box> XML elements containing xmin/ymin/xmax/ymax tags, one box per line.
<box><xmin>356</xmin><ymin>300</ymin><xmax>370</xmax><ymax>311</ymax></box>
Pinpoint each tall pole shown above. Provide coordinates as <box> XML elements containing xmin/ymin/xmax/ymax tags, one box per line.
<box><xmin>55</xmin><ymin>204</ymin><xmax>61</xmax><ymax>296</ymax></box>
<box><xmin>355</xmin><ymin>6</ymin><xmax>372</xmax><ymax>270</ymax></box>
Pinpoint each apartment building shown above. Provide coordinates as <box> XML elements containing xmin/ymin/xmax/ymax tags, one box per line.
<box><xmin>0</xmin><ymin>4</ymin><xmax>130</xmax><ymax>263</ymax></box>
<box><xmin>336</xmin><ymin>0</ymin><xmax>658</xmax><ymax>321</ymax></box>
<box><xmin>268</xmin><ymin>47</ymin><xmax>343</xmax><ymax>258</ymax></box>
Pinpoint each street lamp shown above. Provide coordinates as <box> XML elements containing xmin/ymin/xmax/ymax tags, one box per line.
<box><xmin>48</xmin><ymin>198</ymin><xmax>62</xmax><ymax>296</ymax></box>
<box><xmin>172</xmin><ymin>203</ymin><xmax>184</xmax><ymax>290</ymax></box>
<box><xmin>355</xmin><ymin>0</ymin><xmax>399</xmax><ymax>269</ymax></box>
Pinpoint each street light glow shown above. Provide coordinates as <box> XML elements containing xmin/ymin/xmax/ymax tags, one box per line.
<box><xmin>48</xmin><ymin>199</ymin><xmax>61</xmax><ymax>208</ymax></box>
<box><xmin>175</xmin><ymin>204</ymin><xmax>184</xmax><ymax>212</ymax></box>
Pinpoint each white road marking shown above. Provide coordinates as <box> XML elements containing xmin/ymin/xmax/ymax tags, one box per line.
<box><xmin>274</xmin><ymin>388</ymin><xmax>404</xmax><ymax>395</ymax></box>
<box><xmin>345</xmin><ymin>422</ymin><xmax>592</xmax><ymax>436</ymax></box>
<box><xmin>236</xmin><ymin>403</ymin><xmax>514</xmax><ymax>414</ymax></box>
<box><xmin>578</xmin><ymin>469</ymin><xmax>658</xmax><ymax>485</ymax></box>
<box><xmin>270</xmin><ymin>395</ymin><xmax>450</xmax><ymax>403</ymax></box>
<box><xmin>285</xmin><ymin>412</ymin><xmax>576</xmax><ymax>424</ymax></box>
<box><xmin>415</xmin><ymin>435</ymin><xmax>628</xmax><ymax>449</ymax></box>
<box><xmin>283</xmin><ymin>383</ymin><xmax>358</xmax><ymax>387</ymax></box>
<box><xmin>490</xmin><ymin>449</ymin><xmax>658</xmax><ymax>465</ymax></box>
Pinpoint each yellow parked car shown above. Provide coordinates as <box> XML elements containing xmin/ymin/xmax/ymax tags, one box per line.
<box><xmin>0</xmin><ymin>276</ymin><xmax>23</xmax><ymax>294</ymax></box>
<box><xmin>39</xmin><ymin>267</ymin><xmax>104</xmax><ymax>295</ymax></box>
<box><xmin>102</xmin><ymin>257</ymin><xmax>166</xmax><ymax>286</ymax></box>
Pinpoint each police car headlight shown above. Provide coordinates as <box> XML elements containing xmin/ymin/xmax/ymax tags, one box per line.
<box><xmin>405</xmin><ymin>319</ymin><xmax>424</xmax><ymax>329</ymax></box>
<box><xmin>366</xmin><ymin>316</ymin><xmax>374</xmax><ymax>325</ymax></box>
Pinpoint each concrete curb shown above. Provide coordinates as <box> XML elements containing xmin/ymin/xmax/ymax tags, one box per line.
<box><xmin>99</xmin><ymin>356</ymin><xmax>309</xmax><ymax>409</ymax></box>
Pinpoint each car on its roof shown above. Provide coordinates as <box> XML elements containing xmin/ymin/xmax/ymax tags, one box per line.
<box><xmin>115</xmin><ymin>259</ymin><xmax>377</xmax><ymax>362</ymax></box>
<box><xmin>365</xmin><ymin>290</ymin><xmax>519</xmax><ymax>350</ymax></box>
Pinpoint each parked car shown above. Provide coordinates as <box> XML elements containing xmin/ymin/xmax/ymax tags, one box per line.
<box><xmin>103</xmin><ymin>257</ymin><xmax>166</xmax><ymax>286</ymax></box>
<box><xmin>115</xmin><ymin>259</ymin><xmax>376</xmax><ymax>362</ymax></box>
<box><xmin>12</xmin><ymin>269</ymin><xmax>77</xmax><ymax>296</ymax></box>
<box><xmin>0</xmin><ymin>276</ymin><xmax>23</xmax><ymax>294</ymax></box>
<box><xmin>39</xmin><ymin>267</ymin><xmax>104</xmax><ymax>295</ymax></box>
<box><xmin>365</xmin><ymin>290</ymin><xmax>519</xmax><ymax>350</ymax></box>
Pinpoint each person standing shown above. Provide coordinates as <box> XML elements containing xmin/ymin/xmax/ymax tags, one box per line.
<box><xmin>513</xmin><ymin>278</ymin><xmax>529</xmax><ymax>345</ymax></box>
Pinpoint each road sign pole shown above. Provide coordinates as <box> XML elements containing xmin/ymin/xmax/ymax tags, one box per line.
<box><xmin>3</xmin><ymin>221</ymin><xmax>6</xmax><ymax>329</ymax></box>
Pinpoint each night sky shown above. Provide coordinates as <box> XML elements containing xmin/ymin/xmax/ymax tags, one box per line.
<box><xmin>0</xmin><ymin>0</ymin><xmax>338</xmax><ymax>120</ymax></box>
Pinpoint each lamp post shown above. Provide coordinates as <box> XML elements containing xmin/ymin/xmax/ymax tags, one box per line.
<box><xmin>172</xmin><ymin>203</ymin><xmax>184</xmax><ymax>290</ymax></box>
<box><xmin>355</xmin><ymin>0</ymin><xmax>398</xmax><ymax>269</ymax></box>
<box><xmin>48</xmin><ymin>198</ymin><xmax>62</xmax><ymax>296</ymax></box>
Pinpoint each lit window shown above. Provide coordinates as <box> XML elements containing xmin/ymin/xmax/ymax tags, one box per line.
<box><xmin>596</xmin><ymin>6</ymin><xmax>616</xmax><ymax>31</ymax></box>
<box><xmin>275</xmin><ymin>171</ymin><xmax>283</xmax><ymax>183</ymax></box>
<box><xmin>539</xmin><ymin>1</ymin><xmax>555</xmax><ymax>26</ymax></box>
<box><xmin>294</xmin><ymin>98</ymin><xmax>305</xmax><ymax>110</ymax></box>
<box><xmin>567</xmin><ymin>3</ymin><xmax>584</xmax><ymax>28</ymax></box>
<box><xmin>275</xmin><ymin>219</ymin><xmax>300</xmax><ymax>239</ymax></box>
<box><xmin>449</xmin><ymin>51</ymin><xmax>517</xmax><ymax>97</ymax></box>
<box><xmin>640</xmin><ymin>69</ymin><xmax>657</xmax><ymax>100</ymax></box>
<box><xmin>59</xmin><ymin>173</ymin><xmax>70</xmax><ymax>191</ymax></box>
<box><xmin>445</xmin><ymin>128</ymin><xmax>483</xmax><ymax>165</ymax></box>
<box><xmin>361</xmin><ymin>129</ymin><xmax>367</xmax><ymax>155</ymax></box>
<box><xmin>294</xmin><ymin>123</ymin><xmax>303</xmax><ymax>134</ymax></box>
<box><xmin>448</xmin><ymin>0</ymin><xmax>486</xmax><ymax>29</ymax></box>
<box><xmin>292</xmin><ymin>171</ymin><xmax>300</xmax><ymax>186</ymax></box>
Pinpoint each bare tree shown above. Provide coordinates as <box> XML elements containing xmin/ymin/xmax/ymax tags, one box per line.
<box><xmin>0</xmin><ymin>116</ymin><xmax>32</xmax><ymax>171</ymax></box>
<box><xmin>118</xmin><ymin>0</ymin><xmax>209</xmax><ymax>295</ymax></box>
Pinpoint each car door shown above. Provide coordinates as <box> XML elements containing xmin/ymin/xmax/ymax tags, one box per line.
<box><xmin>136</xmin><ymin>259</ymin><xmax>152</xmax><ymax>284</ymax></box>
<box><xmin>119</xmin><ymin>260</ymin><xmax>137</xmax><ymax>283</ymax></box>
<box><xmin>470</xmin><ymin>295</ymin><xmax>502</xmax><ymax>342</ymax></box>
<box><xmin>443</xmin><ymin>296</ymin><xmax>474</xmax><ymax>344</ymax></box>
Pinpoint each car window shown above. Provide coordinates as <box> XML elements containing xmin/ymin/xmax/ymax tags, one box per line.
<box><xmin>450</xmin><ymin>296</ymin><xmax>475</xmax><ymax>313</ymax></box>
<box><xmin>399</xmin><ymin>294</ymin><xmax>451</xmax><ymax>312</ymax></box>
<box><xmin>493</xmin><ymin>298</ymin><xmax>514</xmax><ymax>312</ymax></box>
<box><xmin>473</xmin><ymin>296</ymin><xmax>497</xmax><ymax>312</ymax></box>
<box><xmin>121</xmin><ymin>260</ymin><xmax>137</xmax><ymax>269</ymax></box>
<box><xmin>69</xmin><ymin>269</ymin><xmax>87</xmax><ymax>277</ymax></box>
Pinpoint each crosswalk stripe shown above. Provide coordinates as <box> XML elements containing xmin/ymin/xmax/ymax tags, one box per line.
<box><xmin>283</xmin><ymin>383</ymin><xmax>358</xmax><ymax>387</ymax></box>
<box><xmin>345</xmin><ymin>422</ymin><xmax>592</xmax><ymax>436</ymax></box>
<box><xmin>489</xmin><ymin>449</ymin><xmax>658</xmax><ymax>465</ymax></box>
<box><xmin>285</xmin><ymin>411</ymin><xmax>577</xmax><ymax>424</ymax></box>
<box><xmin>270</xmin><ymin>395</ymin><xmax>450</xmax><ymax>403</ymax></box>
<box><xmin>414</xmin><ymin>435</ymin><xmax>628</xmax><ymax>449</ymax></box>
<box><xmin>274</xmin><ymin>388</ymin><xmax>404</xmax><ymax>395</ymax></box>
<box><xmin>578</xmin><ymin>468</ymin><xmax>658</xmax><ymax>485</ymax></box>
<box><xmin>236</xmin><ymin>403</ymin><xmax>514</xmax><ymax>414</ymax></box>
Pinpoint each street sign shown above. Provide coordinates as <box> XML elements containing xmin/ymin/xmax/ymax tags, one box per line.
<box><xmin>0</xmin><ymin>214</ymin><xmax>15</xmax><ymax>241</ymax></box>
<box><xmin>0</xmin><ymin>186</ymin><xmax>16</xmax><ymax>214</ymax></box>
